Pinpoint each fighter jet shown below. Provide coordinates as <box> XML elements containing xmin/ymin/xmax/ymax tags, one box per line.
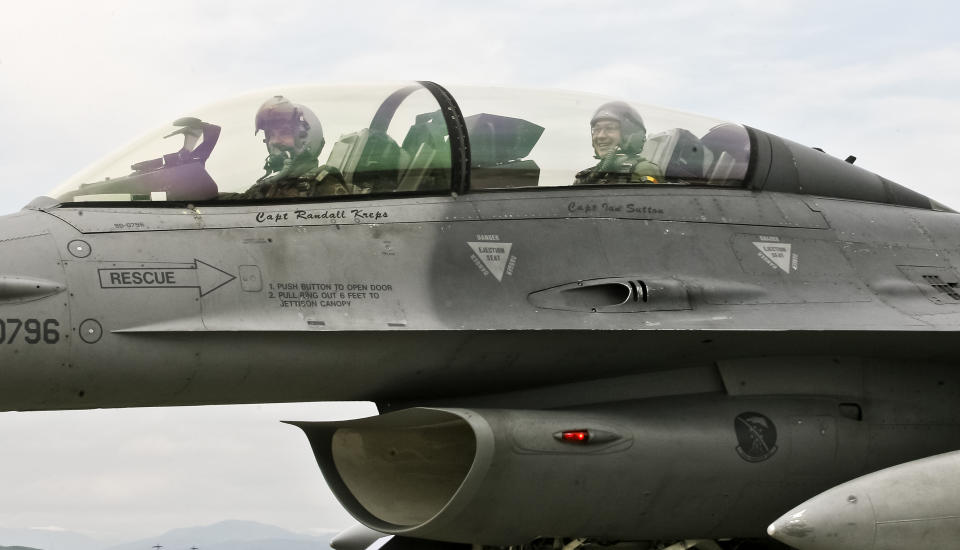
<box><xmin>2</xmin><ymin>81</ymin><xmax>959</xmax><ymax>550</ymax></box>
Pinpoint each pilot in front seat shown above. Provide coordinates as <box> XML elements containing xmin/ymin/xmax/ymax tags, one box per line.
<box><xmin>241</xmin><ymin>95</ymin><xmax>357</xmax><ymax>199</ymax></box>
<box><xmin>574</xmin><ymin>101</ymin><xmax>662</xmax><ymax>185</ymax></box>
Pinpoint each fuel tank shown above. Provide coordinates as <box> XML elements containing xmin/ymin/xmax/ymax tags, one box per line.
<box><xmin>769</xmin><ymin>450</ymin><xmax>960</xmax><ymax>550</ymax></box>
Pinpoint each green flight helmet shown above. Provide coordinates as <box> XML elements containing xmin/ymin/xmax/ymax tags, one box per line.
<box><xmin>255</xmin><ymin>95</ymin><xmax>326</xmax><ymax>161</ymax></box>
<box><xmin>590</xmin><ymin>101</ymin><xmax>647</xmax><ymax>155</ymax></box>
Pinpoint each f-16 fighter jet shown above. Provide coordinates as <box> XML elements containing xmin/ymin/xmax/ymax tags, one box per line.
<box><xmin>2</xmin><ymin>81</ymin><xmax>958</xmax><ymax>550</ymax></box>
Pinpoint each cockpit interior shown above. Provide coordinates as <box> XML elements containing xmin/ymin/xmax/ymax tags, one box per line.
<box><xmin>46</xmin><ymin>81</ymin><xmax>937</xmax><ymax>211</ymax></box>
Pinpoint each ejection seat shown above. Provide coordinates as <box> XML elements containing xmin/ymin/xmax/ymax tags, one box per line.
<box><xmin>396</xmin><ymin>110</ymin><xmax>452</xmax><ymax>192</ymax></box>
<box><xmin>324</xmin><ymin>85</ymin><xmax>427</xmax><ymax>194</ymax></box>
<box><xmin>325</xmin><ymin>129</ymin><xmax>411</xmax><ymax>193</ymax></box>
<box><xmin>700</xmin><ymin>123</ymin><xmax>750</xmax><ymax>185</ymax></box>
<box><xmin>641</xmin><ymin>128</ymin><xmax>710</xmax><ymax>183</ymax></box>
<box><xmin>463</xmin><ymin>113</ymin><xmax>544</xmax><ymax>190</ymax></box>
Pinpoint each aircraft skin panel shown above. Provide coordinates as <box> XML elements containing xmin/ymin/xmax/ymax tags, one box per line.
<box><xmin>0</xmin><ymin>185</ymin><xmax>959</xmax><ymax>410</ymax></box>
<box><xmin>44</xmin><ymin>188</ymin><xmax>831</xmax><ymax>233</ymax></box>
<box><xmin>807</xmin><ymin>196</ymin><xmax>960</xmax><ymax>321</ymax></box>
<box><xmin>32</xmin><ymin>196</ymin><xmax>955</xmax><ymax>333</ymax></box>
<box><xmin>4</xmin><ymin>323</ymin><xmax>960</xmax><ymax>410</ymax></box>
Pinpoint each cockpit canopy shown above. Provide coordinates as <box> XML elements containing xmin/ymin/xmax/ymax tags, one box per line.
<box><xmin>46</xmin><ymin>81</ymin><xmax>936</xmax><ymax>210</ymax></box>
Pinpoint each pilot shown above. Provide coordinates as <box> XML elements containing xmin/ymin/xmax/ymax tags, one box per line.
<box><xmin>574</xmin><ymin>101</ymin><xmax>663</xmax><ymax>185</ymax></box>
<box><xmin>241</xmin><ymin>96</ymin><xmax>357</xmax><ymax>199</ymax></box>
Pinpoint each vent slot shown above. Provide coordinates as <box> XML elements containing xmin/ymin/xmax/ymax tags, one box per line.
<box><xmin>558</xmin><ymin>283</ymin><xmax>631</xmax><ymax>309</ymax></box>
<box><xmin>922</xmin><ymin>274</ymin><xmax>960</xmax><ymax>301</ymax></box>
<box><xmin>895</xmin><ymin>266</ymin><xmax>960</xmax><ymax>307</ymax></box>
<box><xmin>528</xmin><ymin>277</ymin><xmax>689</xmax><ymax>313</ymax></box>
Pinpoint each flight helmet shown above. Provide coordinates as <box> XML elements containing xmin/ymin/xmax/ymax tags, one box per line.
<box><xmin>590</xmin><ymin>101</ymin><xmax>647</xmax><ymax>155</ymax></box>
<box><xmin>255</xmin><ymin>95</ymin><xmax>326</xmax><ymax>161</ymax></box>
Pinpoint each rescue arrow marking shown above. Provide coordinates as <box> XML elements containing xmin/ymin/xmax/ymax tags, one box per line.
<box><xmin>753</xmin><ymin>242</ymin><xmax>792</xmax><ymax>273</ymax></box>
<box><xmin>98</xmin><ymin>259</ymin><xmax>236</xmax><ymax>296</ymax></box>
<box><xmin>468</xmin><ymin>242</ymin><xmax>513</xmax><ymax>282</ymax></box>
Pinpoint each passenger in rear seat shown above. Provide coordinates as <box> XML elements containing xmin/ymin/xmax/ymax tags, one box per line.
<box><xmin>574</xmin><ymin>101</ymin><xmax>662</xmax><ymax>185</ymax></box>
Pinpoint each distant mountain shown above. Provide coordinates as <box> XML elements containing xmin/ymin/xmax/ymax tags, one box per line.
<box><xmin>105</xmin><ymin>519</ymin><xmax>334</xmax><ymax>550</ymax></box>
<box><xmin>0</xmin><ymin>527</ymin><xmax>101</xmax><ymax>550</ymax></box>
<box><xmin>196</xmin><ymin>539</ymin><xmax>329</xmax><ymax>550</ymax></box>
<box><xmin>1</xmin><ymin>546</ymin><xmax>44</xmax><ymax>550</ymax></box>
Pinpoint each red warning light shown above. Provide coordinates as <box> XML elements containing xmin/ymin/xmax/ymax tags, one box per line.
<box><xmin>554</xmin><ymin>428</ymin><xmax>621</xmax><ymax>445</ymax></box>
<box><xmin>560</xmin><ymin>430</ymin><xmax>590</xmax><ymax>443</ymax></box>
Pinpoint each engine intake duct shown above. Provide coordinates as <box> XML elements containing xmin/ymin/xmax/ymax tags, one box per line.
<box><xmin>301</xmin><ymin>408</ymin><xmax>477</xmax><ymax>527</ymax></box>
<box><xmin>290</xmin><ymin>397</ymin><xmax>960</xmax><ymax>546</ymax></box>
<box><xmin>290</xmin><ymin>407</ymin><xmax>635</xmax><ymax>544</ymax></box>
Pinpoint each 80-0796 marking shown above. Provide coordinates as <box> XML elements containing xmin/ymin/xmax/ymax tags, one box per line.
<box><xmin>0</xmin><ymin>319</ymin><xmax>60</xmax><ymax>344</ymax></box>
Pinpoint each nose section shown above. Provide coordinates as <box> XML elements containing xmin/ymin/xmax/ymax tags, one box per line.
<box><xmin>0</xmin><ymin>210</ymin><xmax>71</xmax><ymax>411</ymax></box>
<box><xmin>768</xmin><ymin>491</ymin><xmax>876</xmax><ymax>550</ymax></box>
<box><xmin>0</xmin><ymin>213</ymin><xmax>69</xmax><ymax>301</ymax></box>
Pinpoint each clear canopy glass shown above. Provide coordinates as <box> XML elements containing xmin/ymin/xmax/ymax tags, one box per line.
<box><xmin>48</xmin><ymin>83</ymin><xmax>750</xmax><ymax>204</ymax></box>
<box><xmin>448</xmin><ymin>85</ymin><xmax>750</xmax><ymax>190</ymax></box>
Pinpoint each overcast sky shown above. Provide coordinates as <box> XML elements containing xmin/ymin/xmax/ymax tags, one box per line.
<box><xmin>0</xmin><ymin>0</ymin><xmax>958</xmax><ymax>544</ymax></box>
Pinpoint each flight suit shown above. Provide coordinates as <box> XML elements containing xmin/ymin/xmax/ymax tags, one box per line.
<box><xmin>574</xmin><ymin>152</ymin><xmax>663</xmax><ymax>185</ymax></box>
<box><xmin>242</xmin><ymin>164</ymin><xmax>361</xmax><ymax>199</ymax></box>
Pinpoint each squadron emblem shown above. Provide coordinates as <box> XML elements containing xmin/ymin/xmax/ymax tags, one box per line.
<box><xmin>734</xmin><ymin>412</ymin><xmax>778</xmax><ymax>462</ymax></box>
